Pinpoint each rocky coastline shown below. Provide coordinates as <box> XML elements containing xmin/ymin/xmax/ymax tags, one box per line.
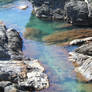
<box><xmin>69</xmin><ymin>37</ymin><xmax>92</xmax><ymax>82</ymax></box>
<box><xmin>29</xmin><ymin>0</ymin><xmax>92</xmax><ymax>25</ymax></box>
<box><xmin>0</xmin><ymin>22</ymin><xmax>49</xmax><ymax>92</ymax></box>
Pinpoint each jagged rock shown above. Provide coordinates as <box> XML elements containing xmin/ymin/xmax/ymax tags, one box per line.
<box><xmin>69</xmin><ymin>52</ymin><xmax>90</xmax><ymax>65</ymax></box>
<box><xmin>69</xmin><ymin>40</ymin><xmax>92</xmax><ymax>81</ymax></box>
<box><xmin>7</xmin><ymin>28</ymin><xmax>23</xmax><ymax>51</ymax></box>
<box><xmin>0</xmin><ymin>60</ymin><xmax>49</xmax><ymax>91</ymax></box>
<box><xmin>0</xmin><ymin>23</ymin><xmax>49</xmax><ymax>91</ymax></box>
<box><xmin>75</xmin><ymin>57</ymin><xmax>92</xmax><ymax>81</ymax></box>
<box><xmin>30</xmin><ymin>0</ymin><xmax>69</xmax><ymax>20</ymax></box>
<box><xmin>64</xmin><ymin>0</ymin><xmax>89</xmax><ymax>25</ymax></box>
<box><xmin>20</xmin><ymin>72</ymin><xmax>49</xmax><ymax>90</ymax></box>
<box><xmin>30</xmin><ymin>0</ymin><xmax>92</xmax><ymax>25</ymax></box>
<box><xmin>75</xmin><ymin>42</ymin><xmax>92</xmax><ymax>56</ymax></box>
<box><xmin>0</xmin><ymin>23</ymin><xmax>10</xmax><ymax>60</ymax></box>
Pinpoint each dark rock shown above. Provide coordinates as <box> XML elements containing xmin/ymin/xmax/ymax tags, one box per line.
<box><xmin>6</xmin><ymin>28</ymin><xmax>24</xmax><ymax>60</ymax></box>
<box><xmin>64</xmin><ymin>0</ymin><xmax>89</xmax><ymax>25</ymax></box>
<box><xmin>30</xmin><ymin>0</ymin><xmax>69</xmax><ymax>20</ymax></box>
<box><xmin>7</xmin><ymin>28</ymin><xmax>23</xmax><ymax>51</ymax></box>
<box><xmin>30</xmin><ymin>0</ymin><xmax>92</xmax><ymax>25</ymax></box>
<box><xmin>0</xmin><ymin>24</ymin><xmax>10</xmax><ymax>60</ymax></box>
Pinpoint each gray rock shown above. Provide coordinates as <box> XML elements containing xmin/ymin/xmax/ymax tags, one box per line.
<box><xmin>0</xmin><ymin>23</ymin><xmax>49</xmax><ymax>91</ymax></box>
<box><xmin>64</xmin><ymin>0</ymin><xmax>89</xmax><ymax>25</ymax></box>
<box><xmin>75</xmin><ymin>42</ymin><xmax>92</xmax><ymax>56</ymax></box>
<box><xmin>69</xmin><ymin>37</ymin><xmax>92</xmax><ymax>45</ymax></box>
<box><xmin>4</xmin><ymin>84</ymin><xmax>17</xmax><ymax>92</ymax></box>
<box><xmin>75</xmin><ymin>57</ymin><xmax>92</xmax><ymax>81</ymax></box>
<box><xmin>69</xmin><ymin>39</ymin><xmax>92</xmax><ymax>81</ymax></box>
<box><xmin>69</xmin><ymin>52</ymin><xmax>90</xmax><ymax>65</ymax></box>
<box><xmin>30</xmin><ymin>0</ymin><xmax>69</xmax><ymax>20</ymax></box>
<box><xmin>0</xmin><ymin>60</ymin><xmax>49</xmax><ymax>91</ymax></box>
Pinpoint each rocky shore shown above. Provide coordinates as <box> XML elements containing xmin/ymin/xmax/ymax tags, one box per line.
<box><xmin>29</xmin><ymin>0</ymin><xmax>92</xmax><ymax>25</ymax></box>
<box><xmin>69</xmin><ymin>37</ymin><xmax>92</xmax><ymax>82</ymax></box>
<box><xmin>0</xmin><ymin>23</ymin><xmax>49</xmax><ymax>92</ymax></box>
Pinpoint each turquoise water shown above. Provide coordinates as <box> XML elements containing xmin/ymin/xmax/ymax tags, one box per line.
<box><xmin>0</xmin><ymin>0</ymin><xmax>92</xmax><ymax>92</ymax></box>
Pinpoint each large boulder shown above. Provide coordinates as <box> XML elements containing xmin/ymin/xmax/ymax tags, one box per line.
<box><xmin>64</xmin><ymin>0</ymin><xmax>89</xmax><ymax>25</ymax></box>
<box><xmin>0</xmin><ymin>60</ymin><xmax>49</xmax><ymax>91</ymax></box>
<box><xmin>0</xmin><ymin>23</ymin><xmax>25</xmax><ymax>60</ymax></box>
<box><xmin>69</xmin><ymin>40</ymin><xmax>92</xmax><ymax>82</ymax></box>
<box><xmin>0</xmin><ymin>23</ymin><xmax>49</xmax><ymax>91</ymax></box>
<box><xmin>30</xmin><ymin>0</ymin><xmax>69</xmax><ymax>20</ymax></box>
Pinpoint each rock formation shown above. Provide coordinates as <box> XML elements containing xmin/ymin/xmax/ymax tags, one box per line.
<box><xmin>29</xmin><ymin>0</ymin><xmax>92</xmax><ymax>25</ymax></box>
<box><xmin>0</xmin><ymin>23</ymin><xmax>49</xmax><ymax>92</ymax></box>
<box><xmin>29</xmin><ymin>0</ymin><xmax>69</xmax><ymax>20</ymax></box>
<box><xmin>69</xmin><ymin>38</ymin><xmax>92</xmax><ymax>82</ymax></box>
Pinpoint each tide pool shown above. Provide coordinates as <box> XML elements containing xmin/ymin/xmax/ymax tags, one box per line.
<box><xmin>0</xmin><ymin>0</ymin><xmax>92</xmax><ymax>92</ymax></box>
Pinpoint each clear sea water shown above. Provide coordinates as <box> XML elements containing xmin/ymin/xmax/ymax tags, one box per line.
<box><xmin>0</xmin><ymin>0</ymin><xmax>92</xmax><ymax>92</ymax></box>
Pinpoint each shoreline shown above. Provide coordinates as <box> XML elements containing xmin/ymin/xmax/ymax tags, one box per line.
<box><xmin>0</xmin><ymin>23</ymin><xmax>49</xmax><ymax>92</ymax></box>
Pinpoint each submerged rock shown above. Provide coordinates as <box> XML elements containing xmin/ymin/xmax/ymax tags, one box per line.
<box><xmin>42</xmin><ymin>28</ymin><xmax>92</xmax><ymax>46</ymax></box>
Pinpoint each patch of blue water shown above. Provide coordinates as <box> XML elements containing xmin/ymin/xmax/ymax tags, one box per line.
<box><xmin>0</xmin><ymin>0</ymin><xmax>32</xmax><ymax>33</ymax></box>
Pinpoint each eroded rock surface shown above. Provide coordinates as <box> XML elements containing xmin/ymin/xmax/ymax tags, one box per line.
<box><xmin>29</xmin><ymin>0</ymin><xmax>69</xmax><ymax>20</ymax></box>
<box><xmin>0</xmin><ymin>23</ymin><xmax>49</xmax><ymax>91</ymax></box>
<box><xmin>69</xmin><ymin>39</ymin><xmax>92</xmax><ymax>82</ymax></box>
<box><xmin>0</xmin><ymin>60</ymin><xmax>49</xmax><ymax>91</ymax></box>
<box><xmin>30</xmin><ymin>0</ymin><xmax>92</xmax><ymax>25</ymax></box>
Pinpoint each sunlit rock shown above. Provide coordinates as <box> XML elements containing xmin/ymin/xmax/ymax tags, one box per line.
<box><xmin>69</xmin><ymin>41</ymin><xmax>92</xmax><ymax>82</ymax></box>
<box><xmin>70</xmin><ymin>37</ymin><xmax>92</xmax><ymax>45</ymax></box>
<box><xmin>17</xmin><ymin>5</ymin><xmax>28</xmax><ymax>10</ymax></box>
<box><xmin>0</xmin><ymin>60</ymin><xmax>49</xmax><ymax>91</ymax></box>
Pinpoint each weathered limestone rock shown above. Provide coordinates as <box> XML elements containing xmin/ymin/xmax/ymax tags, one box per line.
<box><xmin>0</xmin><ymin>23</ymin><xmax>49</xmax><ymax>91</ymax></box>
<box><xmin>30</xmin><ymin>0</ymin><xmax>92</xmax><ymax>25</ymax></box>
<box><xmin>0</xmin><ymin>60</ymin><xmax>49</xmax><ymax>91</ymax></box>
<box><xmin>30</xmin><ymin>0</ymin><xmax>69</xmax><ymax>20</ymax></box>
<box><xmin>69</xmin><ymin>37</ymin><xmax>92</xmax><ymax>45</ymax></box>
<box><xmin>69</xmin><ymin>39</ymin><xmax>92</xmax><ymax>81</ymax></box>
<box><xmin>64</xmin><ymin>0</ymin><xmax>89</xmax><ymax>25</ymax></box>
<box><xmin>75</xmin><ymin>42</ymin><xmax>92</xmax><ymax>56</ymax></box>
<box><xmin>75</xmin><ymin>57</ymin><xmax>92</xmax><ymax>81</ymax></box>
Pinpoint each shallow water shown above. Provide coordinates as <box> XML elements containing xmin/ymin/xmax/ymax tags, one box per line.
<box><xmin>0</xmin><ymin>0</ymin><xmax>92</xmax><ymax>92</ymax></box>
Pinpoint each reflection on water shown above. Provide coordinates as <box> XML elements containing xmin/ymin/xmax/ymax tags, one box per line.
<box><xmin>1</xmin><ymin>0</ymin><xmax>92</xmax><ymax>92</ymax></box>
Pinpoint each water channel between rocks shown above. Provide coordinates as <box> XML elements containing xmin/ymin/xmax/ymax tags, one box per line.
<box><xmin>0</xmin><ymin>0</ymin><xmax>92</xmax><ymax>92</ymax></box>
